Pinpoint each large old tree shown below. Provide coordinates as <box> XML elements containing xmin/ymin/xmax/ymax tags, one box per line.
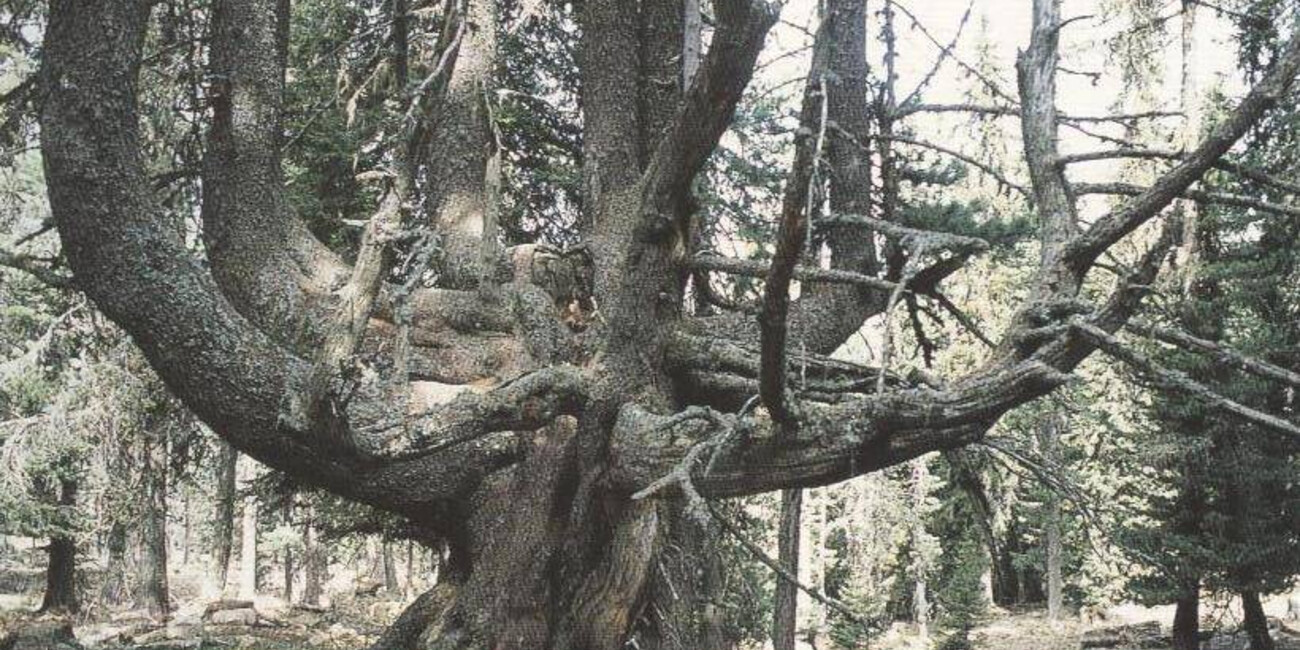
<box><xmin>32</xmin><ymin>0</ymin><xmax>1300</xmax><ymax>646</ymax></box>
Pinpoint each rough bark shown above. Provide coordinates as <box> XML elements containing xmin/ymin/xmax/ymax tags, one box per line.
<box><xmin>422</xmin><ymin>0</ymin><xmax>499</xmax><ymax>288</ymax></box>
<box><xmin>39</xmin><ymin>477</ymin><xmax>79</xmax><ymax>615</ymax></box>
<box><xmin>811</xmin><ymin>0</ymin><xmax>885</xmax><ymax>345</ymax></box>
<box><xmin>35</xmin><ymin>0</ymin><xmax>1300</xmax><ymax>647</ymax></box>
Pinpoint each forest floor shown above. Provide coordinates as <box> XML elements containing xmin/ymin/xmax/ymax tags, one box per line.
<box><xmin>2</xmin><ymin>563</ymin><xmax>1299</xmax><ymax>649</ymax></box>
<box><xmin>868</xmin><ymin>595</ymin><xmax>1300</xmax><ymax>650</ymax></box>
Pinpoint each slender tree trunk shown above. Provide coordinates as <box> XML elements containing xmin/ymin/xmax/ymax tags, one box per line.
<box><xmin>212</xmin><ymin>440</ymin><xmax>238</xmax><ymax>595</ymax></box>
<box><xmin>1242</xmin><ymin>590</ymin><xmax>1276</xmax><ymax>650</ymax></box>
<box><xmin>283</xmin><ymin>500</ymin><xmax>294</xmax><ymax>603</ymax></box>
<box><xmin>1039</xmin><ymin>414</ymin><xmax>1064</xmax><ymax>623</ymax></box>
<box><xmin>771</xmin><ymin>488</ymin><xmax>802</xmax><ymax>650</ymax></box>
<box><xmin>405</xmin><ymin>540</ymin><xmax>415</xmax><ymax>597</ymax></box>
<box><xmin>302</xmin><ymin>518</ymin><xmax>325</xmax><ymax>608</ymax></box>
<box><xmin>237</xmin><ymin>456</ymin><xmax>258</xmax><ymax>600</ymax></box>
<box><xmin>798</xmin><ymin>490</ymin><xmax>827</xmax><ymax>646</ymax></box>
<box><xmin>912</xmin><ymin>460</ymin><xmax>931</xmax><ymax>640</ymax></box>
<box><xmin>40</xmin><ymin>477</ymin><xmax>79</xmax><ymax>615</ymax></box>
<box><xmin>914</xmin><ymin>578</ymin><xmax>930</xmax><ymax>638</ymax></box>
<box><xmin>184</xmin><ymin>488</ymin><xmax>193</xmax><ymax>567</ymax></box>
<box><xmin>137</xmin><ymin>428</ymin><xmax>170</xmax><ymax>618</ymax></box>
<box><xmin>1172</xmin><ymin>583</ymin><xmax>1200</xmax><ymax>650</ymax></box>
<box><xmin>946</xmin><ymin>451</ymin><xmax>1020</xmax><ymax>606</ymax></box>
<box><xmin>383</xmin><ymin>541</ymin><xmax>399</xmax><ymax>593</ymax></box>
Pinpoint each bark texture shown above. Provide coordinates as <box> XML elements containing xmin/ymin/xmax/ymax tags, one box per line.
<box><xmin>34</xmin><ymin>0</ymin><xmax>1300</xmax><ymax>646</ymax></box>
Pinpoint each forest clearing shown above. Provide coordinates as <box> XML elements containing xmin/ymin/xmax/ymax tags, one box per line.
<box><xmin>2</xmin><ymin>0</ymin><xmax>1300</xmax><ymax>648</ymax></box>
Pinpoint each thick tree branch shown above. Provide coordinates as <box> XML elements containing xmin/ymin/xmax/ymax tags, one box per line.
<box><xmin>202</xmin><ymin>0</ymin><xmax>348</xmax><ymax>336</ymax></box>
<box><xmin>376</xmin><ymin>365</ymin><xmax>588</xmax><ymax>460</ymax></box>
<box><xmin>640</xmin><ymin>0</ymin><xmax>778</xmax><ymax>221</ymax></box>
<box><xmin>1017</xmin><ymin>0</ymin><xmax>1079</xmax><ymax>270</ymax></box>
<box><xmin>1059</xmin><ymin>28</ymin><xmax>1300</xmax><ymax>276</ymax></box>
<box><xmin>611</xmin><ymin>355</ymin><xmax>1070</xmax><ymax>497</ymax></box>
<box><xmin>760</xmin><ymin>72</ymin><xmax>827</xmax><ymax>423</ymax></box>
<box><xmin>39</xmin><ymin>0</ymin><xmax>535</xmax><ymax>532</ymax></box>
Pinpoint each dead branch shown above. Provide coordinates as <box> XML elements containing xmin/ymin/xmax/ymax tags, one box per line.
<box><xmin>640</xmin><ymin>0</ymin><xmax>778</xmax><ymax>221</ymax></box>
<box><xmin>0</xmin><ymin>248</ymin><xmax>73</xmax><ymax>289</ymax></box>
<box><xmin>893</xmin><ymin>103</ymin><xmax>1182</xmax><ymax>124</ymax></box>
<box><xmin>689</xmin><ymin>254</ymin><xmax>898</xmax><ymax>292</ymax></box>
<box><xmin>759</xmin><ymin>71</ymin><xmax>828</xmax><ymax>424</ymax></box>
<box><xmin>707</xmin><ymin>501</ymin><xmax>874</xmax><ymax>628</ymax></box>
<box><xmin>871</xmin><ymin>133</ymin><xmax>1030</xmax><ymax>197</ymax></box>
<box><xmin>1060</xmin><ymin>149</ymin><xmax>1300</xmax><ymax>196</ymax></box>
<box><xmin>928</xmin><ymin>291</ymin><xmax>996</xmax><ymax>348</ymax></box>
<box><xmin>1125</xmin><ymin>320</ymin><xmax>1300</xmax><ymax>389</ymax></box>
<box><xmin>1061</xmin><ymin>27</ymin><xmax>1300</xmax><ymax>275</ymax></box>
<box><xmin>1074</xmin><ymin>182</ymin><xmax>1300</xmax><ymax>219</ymax></box>
<box><xmin>1071</xmin><ymin>320</ymin><xmax>1300</xmax><ymax>438</ymax></box>
<box><xmin>821</xmin><ymin>213</ymin><xmax>991</xmax><ymax>255</ymax></box>
<box><xmin>897</xmin><ymin>0</ymin><xmax>975</xmax><ymax>109</ymax></box>
<box><xmin>888</xmin><ymin>1</ymin><xmax>1018</xmax><ymax>106</ymax></box>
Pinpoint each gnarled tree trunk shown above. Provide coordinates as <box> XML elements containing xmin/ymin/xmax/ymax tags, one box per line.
<box><xmin>34</xmin><ymin>0</ymin><xmax>1300</xmax><ymax>646</ymax></box>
